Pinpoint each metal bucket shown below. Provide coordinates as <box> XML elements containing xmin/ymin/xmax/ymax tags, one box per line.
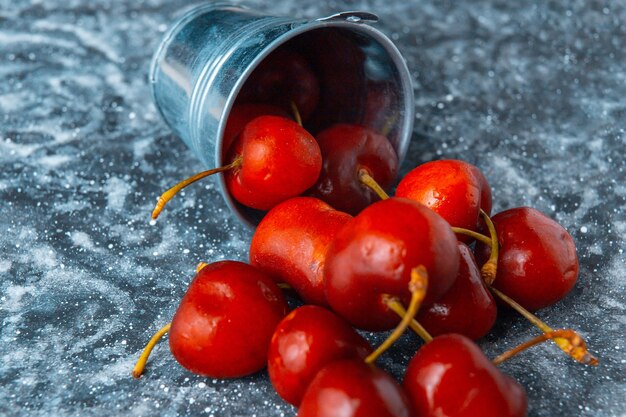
<box><xmin>150</xmin><ymin>3</ymin><xmax>414</xmax><ymax>227</ymax></box>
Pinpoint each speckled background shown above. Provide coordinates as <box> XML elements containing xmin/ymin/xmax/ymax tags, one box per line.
<box><xmin>1</xmin><ymin>0</ymin><xmax>624</xmax><ymax>416</ymax></box>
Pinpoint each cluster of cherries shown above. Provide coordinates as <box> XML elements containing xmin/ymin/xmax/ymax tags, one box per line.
<box><xmin>134</xmin><ymin>47</ymin><xmax>597</xmax><ymax>417</ymax></box>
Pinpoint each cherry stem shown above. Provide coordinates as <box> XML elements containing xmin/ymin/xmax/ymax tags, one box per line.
<box><xmin>151</xmin><ymin>156</ymin><xmax>243</xmax><ymax>220</ymax></box>
<box><xmin>131</xmin><ymin>322</ymin><xmax>172</xmax><ymax>378</ymax></box>
<box><xmin>196</xmin><ymin>262</ymin><xmax>209</xmax><ymax>273</ymax></box>
<box><xmin>387</xmin><ymin>299</ymin><xmax>433</xmax><ymax>343</ymax></box>
<box><xmin>380</xmin><ymin>113</ymin><xmax>398</xmax><ymax>137</ymax></box>
<box><xmin>358</xmin><ymin>168</ymin><xmax>390</xmax><ymax>201</ymax></box>
<box><xmin>365</xmin><ymin>266</ymin><xmax>429</xmax><ymax>364</ymax></box>
<box><xmin>480</xmin><ymin>209</ymin><xmax>499</xmax><ymax>285</ymax></box>
<box><xmin>450</xmin><ymin>227</ymin><xmax>492</xmax><ymax>245</ymax></box>
<box><xmin>489</xmin><ymin>286</ymin><xmax>598</xmax><ymax>365</ymax></box>
<box><xmin>290</xmin><ymin>101</ymin><xmax>303</xmax><ymax>127</ymax></box>
<box><xmin>277</xmin><ymin>282</ymin><xmax>292</xmax><ymax>290</ymax></box>
<box><xmin>492</xmin><ymin>329</ymin><xmax>598</xmax><ymax>366</ymax></box>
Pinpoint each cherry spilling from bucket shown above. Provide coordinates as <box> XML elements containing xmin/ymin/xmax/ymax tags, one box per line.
<box><xmin>250</xmin><ymin>197</ymin><xmax>352</xmax><ymax>306</ymax></box>
<box><xmin>268</xmin><ymin>305</ymin><xmax>372</xmax><ymax>406</ymax></box>
<box><xmin>136</xmin><ymin>30</ymin><xmax>600</xmax><ymax>417</ymax></box>
<box><xmin>152</xmin><ymin>115</ymin><xmax>322</xmax><ymax>217</ymax></box>
<box><xmin>308</xmin><ymin>124</ymin><xmax>399</xmax><ymax>215</ymax></box>
<box><xmin>132</xmin><ymin>261</ymin><xmax>288</xmax><ymax>378</ymax></box>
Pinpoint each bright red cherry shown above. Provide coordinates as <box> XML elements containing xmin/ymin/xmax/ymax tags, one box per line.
<box><xmin>308</xmin><ymin>124</ymin><xmax>398</xmax><ymax>215</ymax></box>
<box><xmin>250</xmin><ymin>197</ymin><xmax>351</xmax><ymax>305</ymax></box>
<box><xmin>168</xmin><ymin>261</ymin><xmax>288</xmax><ymax>378</ymax></box>
<box><xmin>403</xmin><ymin>334</ymin><xmax>527</xmax><ymax>417</ymax></box>
<box><xmin>324</xmin><ymin>198</ymin><xmax>460</xmax><ymax>331</ymax></box>
<box><xmin>476</xmin><ymin>207</ymin><xmax>579</xmax><ymax>311</ymax></box>
<box><xmin>224</xmin><ymin>115</ymin><xmax>323</xmax><ymax>210</ymax></box>
<box><xmin>222</xmin><ymin>103</ymin><xmax>288</xmax><ymax>157</ymax></box>
<box><xmin>238</xmin><ymin>48</ymin><xmax>320</xmax><ymax>121</ymax></box>
<box><xmin>396</xmin><ymin>159</ymin><xmax>492</xmax><ymax>240</ymax></box>
<box><xmin>417</xmin><ymin>242</ymin><xmax>497</xmax><ymax>340</ymax></box>
<box><xmin>268</xmin><ymin>306</ymin><xmax>372</xmax><ymax>406</ymax></box>
<box><xmin>298</xmin><ymin>359</ymin><xmax>413</xmax><ymax>417</ymax></box>
<box><xmin>153</xmin><ymin>115</ymin><xmax>322</xmax><ymax>217</ymax></box>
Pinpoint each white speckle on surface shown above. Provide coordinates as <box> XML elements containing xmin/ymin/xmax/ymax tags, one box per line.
<box><xmin>70</xmin><ymin>231</ymin><xmax>101</xmax><ymax>252</ymax></box>
<box><xmin>105</xmin><ymin>177</ymin><xmax>131</xmax><ymax>211</ymax></box>
<box><xmin>1</xmin><ymin>285</ymin><xmax>34</xmax><ymax>312</ymax></box>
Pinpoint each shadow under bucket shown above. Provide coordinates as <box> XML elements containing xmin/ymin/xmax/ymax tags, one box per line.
<box><xmin>151</xmin><ymin>3</ymin><xmax>414</xmax><ymax>227</ymax></box>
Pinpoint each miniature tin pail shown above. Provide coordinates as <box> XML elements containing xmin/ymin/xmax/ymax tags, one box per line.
<box><xmin>150</xmin><ymin>2</ymin><xmax>414</xmax><ymax>226</ymax></box>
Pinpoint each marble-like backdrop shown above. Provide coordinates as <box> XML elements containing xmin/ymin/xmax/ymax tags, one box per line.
<box><xmin>0</xmin><ymin>0</ymin><xmax>624</xmax><ymax>416</ymax></box>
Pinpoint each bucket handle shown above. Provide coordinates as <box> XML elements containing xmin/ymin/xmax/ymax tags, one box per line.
<box><xmin>316</xmin><ymin>11</ymin><xmax>379</xmax><ymax>23</ymax></box>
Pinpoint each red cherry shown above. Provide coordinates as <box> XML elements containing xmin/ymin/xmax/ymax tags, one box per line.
<box><xmin>168</xmin><ymin>261</ymin><xmax>288</xmax><ymax>378</ymax></box>
<box><xmin>152</xmin><ymin>115</ymin><xmax>322</xmax><ymax>217</ymax></box>
<box><xmin>396</xmin><ymin>159</ymin><xmax>492</xmax><ymax>241</ymax></box>
<box><xmin>298</xmin><ymin>359</ymin><xmax>413</xmax><ymax>417</ymax></box>
<box><xmin>224</xmin><ymin>115</ymin><xmax>323</xmax><ymax>210</ymax></box>
<box><xmin>238</xmin><ymin>49</ymin><xmax>320</xmax><ymax>121</ymax></box>
<box><xmin>403</xmin><ymin>334</ymin><xmax>527</xmax><ymax>417</ymax></box>
<box><xmin>417</xmin><ymin>242</ymin><xmax>497</xmax><ymax>340</ymax></box>
<box><xmin>222</xmin><ymin>103</ymin><xmax>288</xmax><ymax>157</ymax></box>
<box><xmin>476</xmin><ymin>207</ymin><xmax>579</xmax><ymax>311</ymax></box>
<box><xmin>268</xmin><ymin>305</ymin><xmax>372</xmax><ymax>406</ymax></box>
<box><xmin>250</xmin><ymin>197</ymin><xmax>351</xmax><ymax>305</ymax></box>
<box><xmin>361</xmin><ymin>81</ymin><xmax>398</xmax><ymax>135</ymax></box>
<box><xmin>324</xmin><ymin>198</ymin><xmax>460</xmax><ymax>330</ymax></box>
<box><xmin>308</xmin><ymin>124</ymin><xmax>398</xmax><ymax>215</ymax></box>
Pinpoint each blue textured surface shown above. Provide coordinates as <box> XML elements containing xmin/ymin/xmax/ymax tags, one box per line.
<box><xmin>1</xmin><ymin>1</ymin><xmax>624</xmax><ymax>416</ymax></box>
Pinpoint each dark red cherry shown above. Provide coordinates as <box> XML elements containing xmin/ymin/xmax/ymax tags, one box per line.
<box><xmin>361</xmin><ymin>81</ymin><xmax>398</xmax><ymax>135</ymax></box>
<box><xmin>238</xmin><ymin>49</ymin><xmax>320</xmax><ymax>120</ymax></box>
<box><xmin>222</xmin><ymin>103</ymin><xmax>288</xmax><ymax>157</ymax></box>
<box><xmin>168</xmin><ymin>261</ymin><xmax>288</xmax><ymax>378</ymax></box>
<box><xmin>298</xmin><ymin>359</ymin><xmax>413</xmax><ymax>417</ymax></box>
<box><xmin>476</xmin><ymin>207</ymin><xmax>578</xmax><ymax>311</ymax></box>
<box><xmin>250</xmin><ymin>197</ymin><xmax>351</xmax><ymax>305</ymax></box>
<box><xmin>295</xmin><ymin>29</ymin><xmax>366</xmax><ymax>133</ymax></box>
<box><xmin>404</xmin><ymin>334</ymin><xmax>527</xmax><ymax>417</ymax></box>
<box><xmin>324</xmin><ymin>198</ymin><xmax>460</xmax><ymax>331</ymax></box>
<box><xmin>308</xmin><ymin>124</ymin><xmax>398</xmax><ymax>215</ymax></box>
<box><xmin>268</xmin><ymin>306</ymin><xmax>372</xmax><ymax>406</ymax></box>
<box><xmin>396</xmin><ymin>159</ymin><xmax>492</xmax><ymax>240</ymax></box>
<box><xmin>225</xmin><ymin>115</ymin><xmax>322</xmax><ymax>210</ymax></box>
<box><xmin>417</xmin><ymin>242</ymin><xmax>497</xmax><ymax>340</ymax></box>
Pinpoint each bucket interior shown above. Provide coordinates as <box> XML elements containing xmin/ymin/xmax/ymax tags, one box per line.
<box><xmin>220</xmin><ymin>25</ymin><xmax>412</xmax><ymax>225</ymax></box>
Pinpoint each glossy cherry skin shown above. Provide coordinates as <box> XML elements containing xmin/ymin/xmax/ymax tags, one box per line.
<box><xmin>404</xmin><ymin>334</ymin><xmax>527</xmax><ymax>417</ymax></box>
<box><xmin>476</xmin><ymin>207</ymin><xmax>579</xmax><ymax>311</ymax></box>
<box><xmin>308</xmin><ymin>124</ymin><xmax>398</xmax><ymax>215</ymax></box>
<box><xmin>222</xmin><ymin>103</ymin><xmax>288</xmax><ymax>158</ymax></box>
<box><xmin>168</xmin><ymin>261</ymin><xmax>288</xmax><ymax>378</ymax></box>
<box><xmin>325</xmin><ymin>198</ymin><xmax>460</xmax><ymax>331</ymax></box>
<box><xmin>250</xmin><ymin>197</ymin><xmax>351</xmax><ymax>305</ymax></box>
<box><xmin>417</xmin><ymin>243</ymin><xmax>497</xmax><ymax>340</ymax></box>
<box><xmin>396</xmin><ymin>160</ymin><xmax>492</xmax><ymax>240</ymax></box>
<box><xmin>268</xmin><ymin>305</ymin><xmax>372</xmax><ymax>406</ymax></box>
<box><xmin>298</xmin><ymin>359</ymin><xmax>414</xmax><ymax>417</ymax></box>
<box><xmin>224</xmin><ymin>115</ymin><xmax>322</xmax><ymax>211</ymax></box>
<box><xmin>238</xmin><ymin>48</ymin><xmax>320</xmax><ymax>121</ymax></box>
